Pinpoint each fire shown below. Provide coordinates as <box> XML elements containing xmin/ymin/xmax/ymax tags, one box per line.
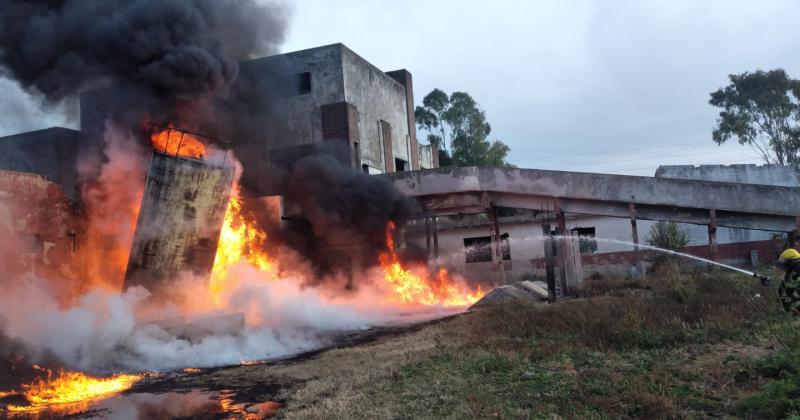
<box><xmin>379</xmin><ymin>222</ymin><xmax>484</xmax><ymax>307</ymax></box>
<box><xmin>150</xmin><ymin>126</ymin><xmax>206</xmax><ymax>159</ymax></box>
<box><xmin>7</xmin><ymin>367</ymin><xmax>143</xmax><ymax>413</ymax></box>
<box><xmin>239</xmin><ymin>360</ymin><xmax>265</xmax><ymax>366</ymax></box>
<box><xmin>209</xmin><ymin>186</ymin><xmax>273</xmax><ymax>304</ymax></box>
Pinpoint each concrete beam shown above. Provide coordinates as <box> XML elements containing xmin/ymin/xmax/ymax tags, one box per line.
<box><xmin>418</xmin><ymin>190</ymin><xmax>795</xmax><ymax>232</ymax></box>
<box><xmin>389</xmin><ymin>167</ymin><xmax>800</xmax><ymax>217</ymax></box>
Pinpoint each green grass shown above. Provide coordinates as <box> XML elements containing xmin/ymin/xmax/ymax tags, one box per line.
<box><xmin>261</xmin><ymin>272</ymin><xmax>800</xmax><ymax>419</ymax></box>
<box><xmin>382</xmin><ymin>274</ymin><xmax>800</xmax><ymax>419</ymax></box>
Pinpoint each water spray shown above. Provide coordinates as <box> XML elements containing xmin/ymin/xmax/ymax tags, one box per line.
<box><xmin>515</xmin><ymin>234</ymin><xmax>773</xmax><ymax>285</ymax></box>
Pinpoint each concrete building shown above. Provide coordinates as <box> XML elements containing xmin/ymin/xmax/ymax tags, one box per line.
<box><xmin>400</xmin><ymin>165</ymin><xmax>795</xmax><ymax>286</ymax></box>
<box><xmin>0</xmin><ymin>43</ymin><xmax>437</xmax><ymax>291</ymax></box>
<box><xmin>34</xmin><ymin>43</ymin><xmax>437</xmax><ymax>198</ymax></box>
<box><xmin>0</xmin><ymin>127</ymin><xmax>83</xmax><ymax>200</ymax></box>
<box><xmin>231</xmin><ymin>44</ymin><xmax>435</xmax><ymax>195</ymax></box>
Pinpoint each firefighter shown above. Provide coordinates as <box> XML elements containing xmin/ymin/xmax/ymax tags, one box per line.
<box><xmin>777</xmin><ymin>239</ymin><xmax>800</xmax><ymax>316</ymax></box>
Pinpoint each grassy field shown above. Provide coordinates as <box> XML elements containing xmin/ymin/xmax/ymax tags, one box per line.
<box><xmin>194</xmin><ymin>272</ymin><xmax>800</xmax><ymax>419</ymax></box>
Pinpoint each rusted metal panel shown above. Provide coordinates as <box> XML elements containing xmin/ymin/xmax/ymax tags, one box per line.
<box><xmin>123</xmin><ymin>152</ymin><xmax>232</xmax><ymax>301</ymax></box>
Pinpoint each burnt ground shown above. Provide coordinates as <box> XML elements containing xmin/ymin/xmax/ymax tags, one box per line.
<box><xmin>123</xmin><ymin>273</ymin><xmax>798</xmax><ymax>419</ymax></box>
<box><xmin>126</xmin><ymin>314</ymin><xmax>461</xmax><ymax>402</ymax></box>
<box><xmin>5</xmin><ymin>273</ymin><xmax>800</xmax><ymax>418</ymax></box>
<box><xmin>0</xmin><ymin>315</ymin><xmax>460</xmax><ymax>419</ymax></box>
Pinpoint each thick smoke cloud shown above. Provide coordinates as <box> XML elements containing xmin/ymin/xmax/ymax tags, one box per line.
<box><xmin>0</xmin><ymin>0</ymin><xmax>288</xmax><ymax>101</ymax></box>
<box><xmin>270</xmin><ymin>144</ymin><xmax>419</xmax><ymax>279</ymax></box>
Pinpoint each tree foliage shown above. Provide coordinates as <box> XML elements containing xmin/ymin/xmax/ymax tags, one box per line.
<box><xmin>709</xmin><ymin>69</ymin><xmax>800</xmax><ymax>168</ymax></box>
<box><xmin>415</xmin><ymin>89</ymin><xmax>512</xmax><ymax>167</ymax></box>
<box><xmin>645</xmin><ymin>221</ymin><xmax>689</xmax><ymax>272</ymax></box>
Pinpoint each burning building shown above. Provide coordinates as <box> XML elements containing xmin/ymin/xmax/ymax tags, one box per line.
<box><xmin>0</xmin><ymin>43</ymin><xmax>443</xmax><ymax>287</ymax></box>
<box><xmin>79</xmin><ymin>43</ymin><xmax>439</xmax><ymax>197</ymax></box>
<box><xmin>0</xmin><ymin>3</ymin><xmax>481</xmax><ymax>414</ymax></box>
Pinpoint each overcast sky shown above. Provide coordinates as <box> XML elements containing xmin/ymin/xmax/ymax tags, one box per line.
<box><xmin>4</xmin><ymin>0</ymin><xmax>800</xmax><ymax>176</ymax></box>
<box><xmin>282</xmin><ymin>0</ymin><xmax>800</xmax><ymax>175</ymax></box>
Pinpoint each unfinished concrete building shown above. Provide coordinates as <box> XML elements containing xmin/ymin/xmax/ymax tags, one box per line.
<box><xmin>0</xmin><ymin>43</ymin><xmax>436</xmax><ymax>292</ymax></box>
<box><xmin>394</xmin><ymin>164</ymin><xmax>800</xmax><ymax>297</ymax></box>
<box><xmin>230</xmin><ymin>43</ymin><xmax>437</xmax><ymax>195</ymax></box>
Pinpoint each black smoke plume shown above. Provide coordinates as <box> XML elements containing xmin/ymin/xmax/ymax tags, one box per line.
<box><xmin>0</xmin><ymin>0</ymin><xmax>421</xmax><ymax>284</ymax></box>
<box><xmin>269</xmin><ymin>143</ymin><xmax>419</xmax><ymax>281</ymax></box>
<box><xmin>0</xmin><ymin>0</ymin><xmax>288</xmax><ymax>126</ymax></box>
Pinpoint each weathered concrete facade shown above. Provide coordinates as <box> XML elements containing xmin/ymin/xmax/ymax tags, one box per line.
<box><xmin>656</xmin><ymin>164</ymin><xmax>800</xmax><ymax>187</ymax></box>
<box><xmin>124</xmin><ymin>153</ymin><xmax>232</xmax><ymax>300</ymax></box>
<box><xmin>0</xmin><ymin>170</ymin><xmax>82</xmax><ymax>292</ymax></box>
<box><xmin>394</xmin><ymin>167</ymin><xmax>800</xmax><ymax>290</ymax></box>
<box><xmin>233</xmin><ymin>44</ymin><xmax>431</xmax><ymax>193</ymax></box>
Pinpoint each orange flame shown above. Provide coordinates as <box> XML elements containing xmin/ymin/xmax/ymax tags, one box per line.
<box><xmin>379</xmin><ymin>222</ymin><xmax>484</xmax><ymax>307</ymax></box>
<box><xmin>7</xmin><ymin>367</ymin><xmax>144</xmax><ymax>413</ymax></box>
<box><xmin>209</xmin><ymin>186</ymin><xmax>273</xmax><ymax>304</ymax></box>
<box><xmin>150</xmin><ymin>127</ymin><xmax>206</xmax><ymax>159</ymax></box>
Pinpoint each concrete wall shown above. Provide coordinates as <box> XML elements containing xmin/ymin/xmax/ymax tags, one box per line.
<box><xmin>656</xmin><ymin>164</ymin><xmax>800</xmax><ymax>187</ymax></box>
<box><xmin>239</xmin><ymin>44</ymin><xmax>347</xmax><ymax>149</ymax></box>
<box><xmin>406</xmin><ymin>214</ymin><xmax>776</xmax><ymax>285</ymax></box>
<box><xmin>341</xmin><ymin>46</ymin><xmax>412</xmax><ymax>173</ymax></box>
<box><xmin>0</xmin><ymin>170</ymin><xmax>82</xmax><ymax>289</ymax></box>
<box><xmin>418</xmin><ymin>143</ymin><xmax>435</xmax><ymax>169</ymax></box>
<box><xmin>0</xmin><ymin>128</ymin><xmax>83</xmax><ymax>200</ymax></box>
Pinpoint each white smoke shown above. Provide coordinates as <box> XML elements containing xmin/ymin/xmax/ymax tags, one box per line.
<box><xmin>0</xmin><ymin>269</ymin><xmax>375</xmax><ymax>373</ymax></box>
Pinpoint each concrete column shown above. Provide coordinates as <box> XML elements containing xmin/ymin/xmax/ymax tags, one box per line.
<box><xmin>425</xmin><ymin>216</ymin><xmax>431</xmax><ymax>256</ymax></box>
<box><xmin>791</xmin><ymin>216</ymin><xmax>800</xmax><ymax>243</ymax></box>
<box><xmin>385</xmin><ymin>70</ymin><xmax>420</xmax><ymax>170</ymax></box>
<box><xmin>542</xmin><ymin>222</ymin><xmax>557</xmax><ymax>302</ymax></box>
<box><xmin>628</xmin><ymin>203</ymin><xmax>644</xmax><ymax>278</ymax></box>
<box><xmin>490</xmin><ymin>206</ymin><xmax>507</xmax><ymax>284</ymax></box>
<box><xmin>570</xmin><ymin>229</ymin><xmax>584</xmax><ymax>286</ymax></box>
<box><xmin>708</xmin><ymin>209</ymin><xmax>719</xmax><ymax>262</ymax></box>
<box><xmin>555</xmin><ymin>208</ymin><xmax>568</xmax><ymax>297</ymax></box>
<box><xmin>432</xmin><ymin>216</ymin><xmax>439</xmax><ymax>258</ymax></box>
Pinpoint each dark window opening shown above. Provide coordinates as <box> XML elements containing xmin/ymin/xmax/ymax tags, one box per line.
<box><xmin>572</xmin><ymin>227</ymin><xmax>597</xmax><ymax>254</ymax></box>
<box><xmin>362</xmin><ymin>164</ymin><xmax>370</xmax><ymax>173</ymax></box>
<box><xmin>298</xmin><ymin>72</ymin><xmax>311</xmax><ymax>95</ymax></box>
<box><xmin>464</xmin><ymin>233</ymin><xmax>510</xmax><ymax>263</ymax></box>
<box><xmin>353</xmin><ymin>141</ymin><xmax>361</xmax><ymax>168</ymax></box>
<box><xmin>394</xmin><ymin>158</ymin><xmax>407</xmax><ymax>171</ymax></box>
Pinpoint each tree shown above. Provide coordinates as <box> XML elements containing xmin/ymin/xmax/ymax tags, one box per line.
<box><xmin>415</xmin><ymin>89</ymin><xmax>512</xmax><ymax>167</ymax></box>
<box><xmin>645</xmin><ymin>221</ymin><xmax>689</xmax><ymax>273</ymax></box>
<box><xmin>709</xmin><ymin>69</ymin><xmax>800</xmax><ymax>169</ymax></box>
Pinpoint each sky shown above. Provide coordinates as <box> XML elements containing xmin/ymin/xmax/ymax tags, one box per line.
<box><xmin>281</xmin><ymin>0</ymin><xmax>800</xmax><ymax>175</ymax></box>
<box><xmin>3</xmin><ymin>0</ymin><xmax>800</xmax><ymax>176</ymax></box>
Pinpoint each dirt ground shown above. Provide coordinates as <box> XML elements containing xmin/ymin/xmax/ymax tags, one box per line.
<box><xmin>126</xmin><ymin>272</ymin><xmax>800</xmax><ymax>419</ymax></box>
<box><xmin>3</xmin><ymin>272</ymin><xmax>799</xmax><ymax>419</ymax></box>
